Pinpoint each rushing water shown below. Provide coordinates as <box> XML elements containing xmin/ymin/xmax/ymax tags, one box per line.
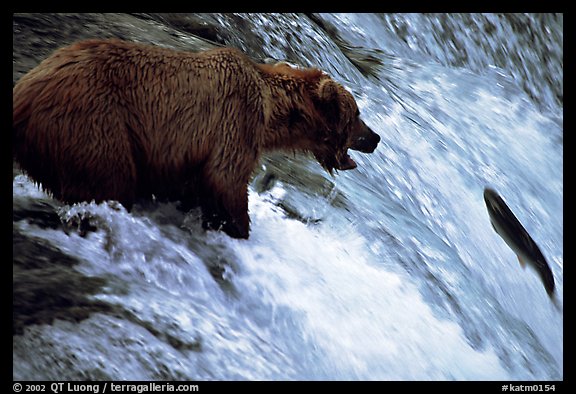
<box><xmin>12</xmin><ymin>13</ymin><xmax>563</xmax><ymax>380</ymax></box>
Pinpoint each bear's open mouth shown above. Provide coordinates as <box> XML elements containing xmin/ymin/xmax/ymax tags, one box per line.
<box><xmin>337</xmin><ymin>150</ymin><xmax>357</xmax><ymax>171</ymax></box>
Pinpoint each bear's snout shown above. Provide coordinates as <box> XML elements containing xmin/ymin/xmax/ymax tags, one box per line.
<box><xmin>350</xmin><ymin>121</ymin><xmax>380</xmax><ymax>154</ymax></box>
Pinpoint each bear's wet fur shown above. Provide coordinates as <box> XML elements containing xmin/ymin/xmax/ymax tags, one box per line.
<box><xmin>13</xmin><ymin>39</ymin><xmax>380</xmax><ymax>239</ymax></box>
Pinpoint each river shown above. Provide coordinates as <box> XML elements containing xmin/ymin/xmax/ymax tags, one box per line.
<box><xmin>12</xmin><ymin>13</ymin><xmax>563</xmax><ymax>381</ymax></box>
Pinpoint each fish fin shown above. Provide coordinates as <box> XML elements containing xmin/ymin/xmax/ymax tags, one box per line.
<box><xmin>517</xmin><ymin>255</ymin><xmax>526</xmax><ymax>269</ymax></box>
<box><xmin>490</xmin><ymin>220</ymin><xmax>497</xmax><ymax>233</ymax></box>
<box><xmin>537</xmin><ymin>260</ymin><xmax>555</xmax><ymax>296</ymax></box>
<box><xmin>550</xmin><ymin>294</ymin><xmax>562</xmax><ymax>313</ymax></box>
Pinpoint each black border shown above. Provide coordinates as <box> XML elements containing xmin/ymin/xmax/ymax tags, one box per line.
<box><xmin>9</xmin><ymin>10</ymin><xmax>569</xmax><ymax>388</ymax></box>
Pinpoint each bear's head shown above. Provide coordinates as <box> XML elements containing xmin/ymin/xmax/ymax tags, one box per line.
<box><xmin>311</xmin><ymin>77</ymin><xmax>380</xmax><ymax>173</ymax></box>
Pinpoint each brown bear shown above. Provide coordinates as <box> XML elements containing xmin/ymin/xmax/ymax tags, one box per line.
<box><xmin>13</xmin><ymin>39</ymin><xmax>380</xmax><ymax>239</ymax></box>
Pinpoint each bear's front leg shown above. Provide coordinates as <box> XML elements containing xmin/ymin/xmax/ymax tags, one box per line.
<box><xmin>199</xmin><ymin>175</ymin><xmax>250</xmax><ymax>240</ymax></box>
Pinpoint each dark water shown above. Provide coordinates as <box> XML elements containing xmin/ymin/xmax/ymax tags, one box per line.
<box><xmin>13</xmin><ymin>13</ymin><xmax>563</xmax><ymax>380</ymax></box>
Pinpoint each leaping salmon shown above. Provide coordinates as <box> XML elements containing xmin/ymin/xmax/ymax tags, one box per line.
<box><xmin>483</xmin><ymin>187</ymin><xmax>555</xmax><ymax>297</ymax></box>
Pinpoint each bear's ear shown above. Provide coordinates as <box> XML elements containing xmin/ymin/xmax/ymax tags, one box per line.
<box><xmin>317</xmin><ymin>78</ymin><xmax>339</xmax><ymax>103</ymax></box>
<box><xmin>316</xmin><ymin>78</ymin><xmax>341</xmax><ymax>123</ymax></box>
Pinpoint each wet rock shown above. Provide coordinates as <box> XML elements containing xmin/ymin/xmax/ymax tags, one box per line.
<box><xmin>13</xmin><ymin>226</ymin><xmax>112</xmax><ymax>335</ymax></box>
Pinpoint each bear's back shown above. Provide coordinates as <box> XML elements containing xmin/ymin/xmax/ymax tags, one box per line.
<box><xmin>12</xmin><ymin>39</ymin><xmax>269</xmax><ymax>208</ymax></box>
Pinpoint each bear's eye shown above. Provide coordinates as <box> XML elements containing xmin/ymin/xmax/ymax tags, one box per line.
<box><xmin>343</xmin><ymin>116</ymin><xmax>354</xmax><ymax>131</ymax></box>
